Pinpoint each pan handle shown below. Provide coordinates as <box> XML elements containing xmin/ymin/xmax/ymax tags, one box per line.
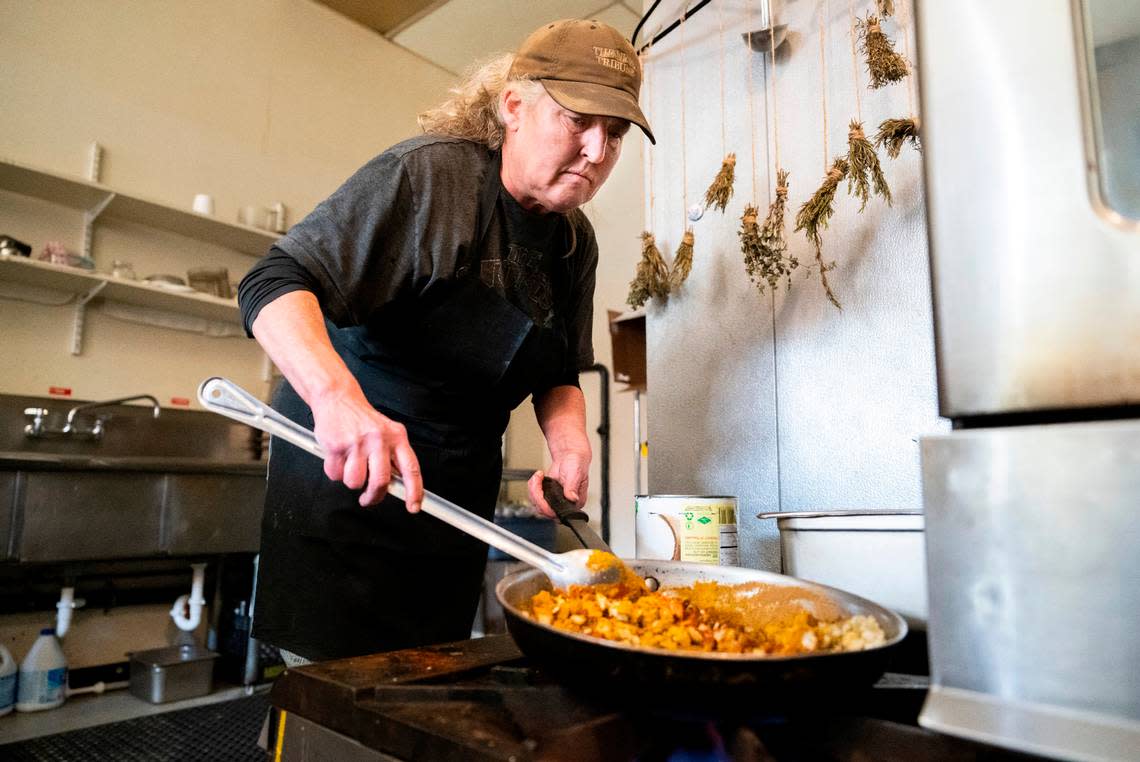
<box><xmin>542</xmin><ymin>477</ymin><xmax>611</xmax><ymax>552</ymax></box>
<box><xmin>755</xmin><ymin>510</ymin><xmax>923</xmax><ymax>520</ymax></box>
<box><xmin>197</xmin><ymin>376</ymin><xmax>563</xmax><ymax>572</ymax></box>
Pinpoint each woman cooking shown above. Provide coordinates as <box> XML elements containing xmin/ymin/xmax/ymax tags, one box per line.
<box><xmin>236</xmin><ymin>18</ymin><xmax>654</xmax><ymax>665</ymax></box>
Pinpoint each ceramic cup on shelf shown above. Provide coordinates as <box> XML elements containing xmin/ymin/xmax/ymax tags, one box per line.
<box><xmin>268</xmin><ymin>202</ymin><xmax>287</xmax><ymax>233</ymax></box>
<box><xmin>192</xmin><ymin>194</ymin><xmax>215</xmax><ymax>215</ymax></box>
<box><xmin>111</xmin><ymin>260</ymin><xmax>136</xmax><ymax>280</ymax></box>
<box><xmin>238</xmin><ymin>205</ymin><xmax>268</xmax><ymax>229</ymax></box>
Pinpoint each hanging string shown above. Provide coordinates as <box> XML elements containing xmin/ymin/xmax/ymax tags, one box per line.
<box><xmin>628</xmin><ymin>38</ymin><xmax>670</xmax><ymax>308</ymax></box>
<box><xmin>848</xmin><ymin>0</ymin><xmax>862</xmax><ymax>122</ymax></box>
<box><xmin>900</xmin><ymin>0</ymin><xmax>915</xmax><ymax>118</ymax></box>
<box><xmin>747</xmin><ymin>1</ymin><xmax>758</xmax><ymax>202</ymax></box>
<box><xmin>718</xmin><ymin>0</ymin><xmax>726</xmax><ymax>156</ymax></box>
<box><xmin>644</xmin><ymin>43</ymin><xmax>655</xmax><ymax>226</ymax></box>
<box><xmin>703</xmin><ymin>0</ymin><xmax>736</xmax><ymax>214</ymax></box>
<box><xmin>680</xmin><ymin>8</ymin><xmax>689</xmax><ymax>217</ymax></box>
<box><xmin>768</xmin><ymin>1</ymin><xmax>781</xmax><ymax>175</ymax></box>
<box><xmin>669</xmin><ymin>10</ymin><xmax>695</xmax><ymax>291</ymax></box>
<box><xmin>795</xmin><ymin>0</ymin><xmax>847</xmax><ymax>309</ymax></box>
<box><xmin>818</xmin><ymin>1</ymin><xmax>830</xmax><ymax>168</ymax></box>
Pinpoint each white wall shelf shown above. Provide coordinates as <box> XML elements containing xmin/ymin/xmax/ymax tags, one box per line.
<box><xmin>0</xmin><ymin>158</ymin><xmax>278</xmax><ymax>257</ymax></box>
<box><xmin>0</xmin><ymin>255</ymin><xmax>240</xmax><ymax>324</ymax></box>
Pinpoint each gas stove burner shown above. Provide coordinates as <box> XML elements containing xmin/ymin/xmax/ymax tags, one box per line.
<box><xmin>268</xmin><ymin>636</ymin><xmax>1045</xmax><ymax>762</ymax></box>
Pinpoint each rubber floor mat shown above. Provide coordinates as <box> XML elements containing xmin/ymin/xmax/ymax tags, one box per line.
<box><xmin>0</xmin><ymin>692</ymin><xmax>269</xmax><ymax>761</ymax></box>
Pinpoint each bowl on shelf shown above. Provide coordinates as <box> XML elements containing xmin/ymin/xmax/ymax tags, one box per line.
<box><xmin>144</xmin><ymin>274</ymin><xmax>197</xmax><ymax>293</ymax></box>
<box><xmin>0</xmin><ymin>235</ymin><xmax>32</xmax><ymax>258</ymax></box>
<box><xmin>186</xmin><ymin>267</ymin><xmax>232</xmax><ymax>299</ymax></box>
<box><xmin>38</xmin><ymin>241</ymin><xmax>94</xmax><ymax>270</ymax></box>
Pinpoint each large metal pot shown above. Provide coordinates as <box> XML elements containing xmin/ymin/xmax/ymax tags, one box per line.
<box><xmin>757</xmin><ymin>510</ymin><xmax>927</xmax><ymax>629</ymax></box>
<box><xmin>496</xmin><ymin>559</ymin><xmax>908</xmax><ymax>709</ymax></box>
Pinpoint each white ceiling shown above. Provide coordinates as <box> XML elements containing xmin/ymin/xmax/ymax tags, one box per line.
<box><xmin>381</xmin><ymin>1</ymin><xmax>644</xmax><ymax>75</ymax></box>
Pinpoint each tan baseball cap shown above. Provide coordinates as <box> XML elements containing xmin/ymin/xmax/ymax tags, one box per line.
<box><xmin>509</xmin><ymin>18</ymin><xmax>655</xmax><ymax>144</ymax></box>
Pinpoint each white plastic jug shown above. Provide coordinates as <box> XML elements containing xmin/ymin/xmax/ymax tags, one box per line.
<box><xmin>0</xmin><ymin>643</ymin><xmax>16</xmax><ymax>716</ymax></box>
<box><xmin>15</xmin><ymin>628</ymin><xmax>67</xmax><ymax>712</ymax></box>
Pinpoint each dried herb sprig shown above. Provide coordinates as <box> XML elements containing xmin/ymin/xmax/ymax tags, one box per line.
<box><xmin>627</xmin><ymin>231</ymin><xmax>671</xmax><ymax>309</ymax></box>
<box><xmin>874</xmin><ymin>117</ymin><xmax>921</xmax><ymax>158</ymax></box>
<box><xmin>876</xmin><ymin>0</ymin><xmax>895</xmax><ymax>17</ymax></box>
<box><xmin>741</xmin><ymin>171</ymin><xmax>798</xmax><ymax>294</ymax></box>
<box><xmin>857</xmin><ymin>14</ymin><xmax>909</xmax><ymax>89</ymax></box>
<box><xmin>669</xmin><ymin>229</ymin><xmax>695</xmax><ymax>290</ymax></box>
<box><xmin>703</xmin><ymin>153</ymin><xmax>736</xmax><ymax>213</ymax></box>
<box><xmin>740</xmin><ymin>206</ymin><xmax>764</xmax><ymax>289</ymax></box>
<box><xmin>794</xmin><ymin>158</ymin><xmax>849</xmax><ymax>309</ymax></box>
<box><xmin>846</xmin><ymin>120</ymin><xmax>892</xmax><ymax>211</ymax></box>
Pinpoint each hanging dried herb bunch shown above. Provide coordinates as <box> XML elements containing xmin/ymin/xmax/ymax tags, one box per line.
<box><xmin>627</xmin><ymin>231</ymin><xmax>671</xmax><ymax>309</ymax></box>
<box><xmin>875</xmin><ymin>117</ymin><xmax>921</xmax><ymax>158</ymax></box>
<box><xmin>794</xmin><ymin>158</ymin><xmax>849</xmax><ymax>309</ymax></box>
<box><xmin>670</xmin><ymin>229</ymin><xmax>695</xmax><ymax>290</ymax></box>
<box><xmin>846</xmin><ymin>120</ymin><xmax>892</xmax><ymax>211</ymax></box>
<box><xmin>703</xmin><ymin>153</ymin><xmax>736</xmax><ymax>213</ymax></box>
<box><xmin>741</xmin><ymin>171</ymin><xmax>798</xmax><ymax>294</ymax></box>
<box><xmin>876</xmin><ymin>0</ymin><xmax>895</xmax><ymax>17</ymax></box>
<box><xmin>857</xmin><ymin>14</ymin><xmax>909</xmax><ymax>89</ymax></box>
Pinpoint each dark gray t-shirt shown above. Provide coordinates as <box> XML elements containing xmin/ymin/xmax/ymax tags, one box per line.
<box><xmin>239</xmin><ymin>135</ymin><xmax>597</xmax><ymax>382</ymax></box>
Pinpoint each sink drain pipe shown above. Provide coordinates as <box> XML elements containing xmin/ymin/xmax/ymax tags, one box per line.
<box><xmin>170</xmin><ymin>563</ymin><xmax>208</xmax><ymax>632</ymax></box>
<box><xmin>56</xmin><ymin>585</ymin><xmax>86</xmax><ymax>638</ymax></box>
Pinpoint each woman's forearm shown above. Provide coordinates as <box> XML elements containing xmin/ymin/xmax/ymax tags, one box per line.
<box><xmin>249</xmin><ymin>290</ymin><xmax>423</xmax><ymax>510</ymax></box>
<box><xmin>250</xmin><ymin>290</ymin><xmax>363</xmax><ymax>408</ymax></box>
<box><xmin>534</xmin><ymin>385</ymin><xmax>591</xmax><ymax>462</ymax></box>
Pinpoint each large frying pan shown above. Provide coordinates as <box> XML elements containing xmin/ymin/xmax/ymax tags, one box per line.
<box><xmin>496</xmin><ymin>559</ymin><xmax>908</xmax><ymax>710</ymax></box>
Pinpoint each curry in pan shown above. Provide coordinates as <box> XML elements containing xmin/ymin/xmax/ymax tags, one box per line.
<box><xmin>526</xmin><ymin>552</ymin><xmax>886</xmax><ymax>656</ymax></box>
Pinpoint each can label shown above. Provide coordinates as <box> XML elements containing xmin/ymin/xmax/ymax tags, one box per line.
<box><xmin>635</xmin><ymin>497</ymin><xmax>739</xmax><ymax>566</ymax></box>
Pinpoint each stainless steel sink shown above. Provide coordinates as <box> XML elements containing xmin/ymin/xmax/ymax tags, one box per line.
<box><xmin>0</xmin><ymin>393</ymin><xmax>267</xmax><ymax>563</ymax></box>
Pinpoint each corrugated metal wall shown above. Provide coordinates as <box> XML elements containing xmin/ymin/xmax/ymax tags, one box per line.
<box><xmin>641</xmin><ymin>0</ymin><xmax>948</xmax><ymax>569</ymax></box>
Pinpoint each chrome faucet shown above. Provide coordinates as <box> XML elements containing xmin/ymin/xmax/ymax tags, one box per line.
<box><xmin>25</xmin><ymin>394</ymin><xmax>162</xmax><ymax>440</ymax></box>
<box><xmin>64</xmin><ymin>394</ymin><xmax>161</xmax><ymax>436</ymax></box>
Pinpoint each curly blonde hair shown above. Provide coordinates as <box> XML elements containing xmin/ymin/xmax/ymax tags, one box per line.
<box><xmin>418</xmin><ymin>53</ymin><xmax>546</xmax><ymax>149</ymax></box>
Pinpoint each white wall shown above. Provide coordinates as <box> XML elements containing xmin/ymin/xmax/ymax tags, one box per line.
<box><xmin>0</xmin><ymin>0</ymin><xmax>456</xmax><ymax>406</ymax></box>
<box><xmin>643</xmin><ymin>0</ymin><xmax>949</xmax><ymax>569</ymax></box>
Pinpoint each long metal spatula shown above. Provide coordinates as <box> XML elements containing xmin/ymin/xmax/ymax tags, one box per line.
<box><xmin>197</xmin><ymin>377</ymin><xmax>621</xmax><ymax>589</ymax></box>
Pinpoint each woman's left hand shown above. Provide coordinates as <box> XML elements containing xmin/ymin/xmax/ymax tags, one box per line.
<box><xmin>528</xmin><ymin>451</ymin><xmax>590</xmax><ymax>519</ymax></box>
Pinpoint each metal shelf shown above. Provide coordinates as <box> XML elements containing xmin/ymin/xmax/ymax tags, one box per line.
<box><xmin>501</xmin><ymin>468</ymin><xmax>535</xmax><ymax>482</ymax></box>
<box><xmin>0</xmin><ymin>158</ymin><xmax>278</xmax><ymax>257</ymax></box>
<box><xmin>0</xmin><ymin>254</ymin><xmax>239</xmax><ymax>324</ymax></box>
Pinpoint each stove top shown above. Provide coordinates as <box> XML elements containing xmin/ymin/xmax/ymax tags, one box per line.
<box><xmin>268</xmin><ymin>635</ymin><xmax>1046</xmax><ymax>761</ymax></box>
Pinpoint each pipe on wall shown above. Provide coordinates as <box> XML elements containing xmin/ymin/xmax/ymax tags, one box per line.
<box><xmin>55</xmin><ymin>586</ymin><xmax>85</xmax><ymax>638</ymax></box>
<box><xmin>169</xmin><ymin>563</ymin><xmax>208</xmax><ymax>632</ymax></box>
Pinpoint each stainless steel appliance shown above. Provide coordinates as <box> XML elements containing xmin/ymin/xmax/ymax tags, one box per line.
<box><xmin>915</xmin><ymin>1</ymin><xmax>1140</xmax><ymax>759</ymax></box>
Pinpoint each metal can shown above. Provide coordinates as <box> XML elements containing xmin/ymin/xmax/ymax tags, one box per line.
<box><xmin>634</xmin><ymin>495</ymin><xmax>739</xmax><ymax>566</ymax></box>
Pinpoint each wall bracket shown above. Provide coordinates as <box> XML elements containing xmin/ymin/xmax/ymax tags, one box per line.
<box><xmin>71</xmin><ymin>281</ymin><xmax>107</xmax><ymax>356</ymax></box>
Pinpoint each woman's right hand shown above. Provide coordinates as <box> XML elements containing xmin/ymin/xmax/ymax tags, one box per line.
<box><xmin>250</xmin><ymin>291</ymin><xmax>424</xmax><ymax>513</ymax></box>
<box><xmin>309</xmin><ymin>387</ymin><xmax>424</xmax><ymax>511</ymax></box>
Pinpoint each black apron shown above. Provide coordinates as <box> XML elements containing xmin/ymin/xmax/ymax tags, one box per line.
<box><xmin>252</xmin><ymin>153</ymin><xmax>574</xmax><ymax>661</ymax></box>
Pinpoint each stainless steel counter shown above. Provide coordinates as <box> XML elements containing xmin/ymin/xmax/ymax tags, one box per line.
<box><xmin>0</xmin><ymin>452</ymin><xmax>266</xmax><ymax>474</ymax></box>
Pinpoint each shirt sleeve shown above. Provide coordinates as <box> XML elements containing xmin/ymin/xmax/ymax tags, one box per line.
<box><xmin>262</xmin><ymin>140</ymin><xmax>490</xmax><ymax>331</ymax></box>
<box><xmin>269</xmin><ymin>150</ymin><xmax>421</xmax><ymax>327</ymax></box>
<box><xmin>237</xmin><ymin>246</ymin><xmax>324</xmax><ymax>336</ymax></box>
